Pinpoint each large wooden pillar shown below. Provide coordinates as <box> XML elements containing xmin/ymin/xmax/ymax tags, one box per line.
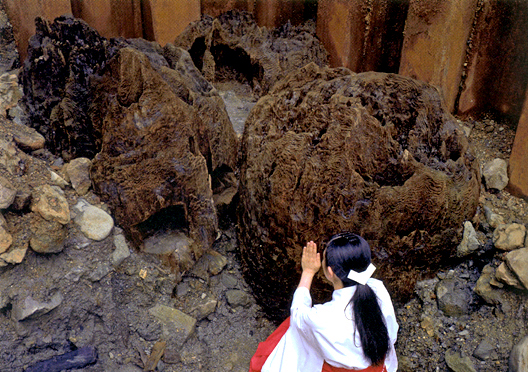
<box><xmin>142</xmin><ymin>0</ymin><xmax>201</xmax><ymax>46</ymax></box>
<box><xmin>457</xmin><ymin>0</ymin><xmax>528</xmax><ymax>124</ymax></box>
<box><xmin>508</xmin><ymin>89</ymin><xmax>528</xmax><ymax>199</ymax></box>
<box><xmin>2</xmin><ymin>0</ymin><xmax>71</xmax><ymax>63</ymax></box>
<box><xmin>70</xmin><ymin>0</ymin><xmax>143</xmax><ymax>40</ymax></box>
<box><xmin>316</xmin><ymin>0</ymin><xmax>407</xmax><ymax>73</ymax></box>
<box><xmin>399</xmin><ymin>0</ymin><xmax>477</xmax><ymax>112</ymax></box>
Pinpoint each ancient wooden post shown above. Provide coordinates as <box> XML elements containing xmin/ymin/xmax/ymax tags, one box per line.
<box><xmin>70</xmin><ymin>0</ymin><xmax>143</xmax><ymax>40</ymax></box>
<box><xmin>399</xmin><ymin>0</ymin><xmax>478</xmax><ymax>112</ymax></box>
<box><xmin>2</xmin><ymin>0</ymin><xmax>71</xmax><ymax>63</ymax></box>
<box><xmin>457</xmin><ymin>0</ymin><xmax>528</xmax><ymax>124</ymax></box>
<box><xmin>254</xmin><ymin>0</ymin><xmax>308</xmax><ymax>28</ymax></box>
<box><xmin>508</xmin><ymin>89</ymin><xmax>528</xmax><ymax>199</ymax></box>
<box><xmin>142</xmin><ymin>0</ymin><xmax>201</xmax><ymax>46</ymax></box>
<box><xmin>316</xmin><ymin>0</ymin><xmax>408</xmax><ymax>73</ymax></box>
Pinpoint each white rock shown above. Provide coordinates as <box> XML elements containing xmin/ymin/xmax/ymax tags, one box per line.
<box><xmin>493</xmin><ymin>223</ymin><xmax>526</xmax><ymax>251</ymax></box>
<box><xmin>510</xmin><ymin>335</ymin><xmax>528</xmax><ymax>372</ymax></box>
<box><xmin>457</xmin><ymin>221</ymin><xmax>480</xmax><ymax>257</ymax></box>
<box><xmin>482</xmin><ymin>158</ymin><xmax>509</xmax><ymax>190</ymax></box>
<box><xmin>74</xmin><ymin>200</ymin><xmax>114</xmax><ymax>241</ymax></box>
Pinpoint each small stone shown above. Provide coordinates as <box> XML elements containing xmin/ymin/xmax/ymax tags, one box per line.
<box><xmin>505</xmin><ymin>248</ymin><xmax>528</xmax><ymax>289</ymax></box>
<box><xmin>64</xmin><ymin>158</ymin><xmax>92</xmax><ymax>195</ymax></box>
<box><xmin>31</xmin><ymin>185</ymin><xmax>70</xmax><ymax>225</ymax></box>
<box><xmin>0</xmin><ymin>73</ymin><xmax>22</xmax><ymax>116</ymax></box>
<box><xmin>50</xmin><ymin>171</ymin><xmax>69</xmax><ymax>189</ymax></box>
<box><xmin>0</xmin><ymin>175</ymin><xmax>16</xmax><ymax>209</ymax></box>
<box><xmin>420</xmin><ymin>317</ymin><xmax>436</xmax><ymax>337</ymax></box>
<box><xmin>10</xmin><ymin>121</ymin><xmax>45</xmax><ymax>150</ymax></box>
<box><xmin>221</xmin><ymin>273</ymin><xmax>238</xmax><ymax>289</ymax></box>
<box><xmin>148</xmin><ymin>305</ymin><xmax>196</xmax><ymax>347</ymax></box>
<box><xmin>139</xmin><ymin>269</ymin><xmax>147</xmax><ymax>279</ymax></box>
<box><xmin>112</xmin><ymin>233</ymin><xmax>130</xmax><ymax>267</ymax></box>
<box><xmin>495</xmin><ymin>262</ymin><xmax>524</xmax><ymax>290</ymax></box>
<box><xmin>0</xmin><ymin>224</ymin><xmax>12</xmax><ymax>254</ymax></box>
<box><xmin>445</xmin><ymin>349</ymin><xmax>476</xmax><ymax>372</ymax></box>
<box><xmin>225</xmin><ymin>289</ymin><xmax>252</xmax><ymax>308</ymax></box>
<box><xmin>510</xmin><ymin>335</ymin><xmax>528</xmax><ymax>372</ymax></box>
<box><xmin>12</xmin><ymin>291</ymin><xmax>63</xmax><ymax>321</ymax></box>
<box><xmin>29</xmin><ymin>216</ymin><xmax>67</xmax><ymax>254</ymax></box>
<box><xmin>0</xmin><ymin>241</ymin><xmax>28</xmax><ymax>264</ymax></box>
<box><xmin>206</xmin><ymin>250</ymin><xmax>227</xmax><ymax>275</ymax></box>
<box><xmin>474</xmin><ymin>264</ymin><xmax>504</xmax><ymax>305</ymax></box>
<box><xmin>473</xmin><ymin>339</ymin><xmax>495</xmax><ymax>360</ymax></box>
<box><xmin>483</xmin><ymin>206</ymin><xmax>505</xmax><ymax>229</ymax></box>
<box><xmin>190</xmin><ymin>296</ymin><xmax>218</xmax><ymax>320</ymax></box>
<box><xmin>493</xmin><ymin>223</ymin><xmax>526</xmax><ymax>251</ymax></box>
<box><xmin>87</xmin><ymin>263</ymin><xmax>112</xmax><ymax>282</ymax></box>
<box><xmin>436</xmin><ymin>278</ymin><xmax>470</xmax><ymax>317</ymax></box>
<box><xmin>457</xmin><ymin>221</ymin><xmax>480</xmax><ymax>257</ymax></box>
<box><xmin>73</xmin><ymin>200</ymin><xmax>114</xmax><ymax>241</ymax></box>
<box><xmin>482</xmin><ymin>158</ymin><xmax>508</xmax><ymax>191</ymax></box>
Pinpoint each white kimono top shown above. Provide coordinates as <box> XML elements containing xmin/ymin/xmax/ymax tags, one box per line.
<box><xmin>262</xmin><ymin>278</ymin><xmax>399</xmax><ymax>372</ymax></box>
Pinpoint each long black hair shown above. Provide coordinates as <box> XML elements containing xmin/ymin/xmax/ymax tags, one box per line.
<box><xmin>325</xmin><ymin>232</ymin><xmax>389</xmax><ymax>366</ymax></box>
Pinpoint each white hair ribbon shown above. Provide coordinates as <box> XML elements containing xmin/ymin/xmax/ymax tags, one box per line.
<box><xmin>347</xmin><ymin>263</ymin><xmax>376</xmax><ymax>285</ymax></box>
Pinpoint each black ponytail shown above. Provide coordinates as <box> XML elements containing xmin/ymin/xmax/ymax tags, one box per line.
<box><xmin>325</xmin><ymin>232</ymin><xmax>389</xmax><ymax>366</ymax></box>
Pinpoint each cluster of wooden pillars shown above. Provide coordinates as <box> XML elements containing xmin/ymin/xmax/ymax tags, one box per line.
<box><xmin>2</xmin><ymin>0</ymin><xmax>528</xmax><ymax>198</ymax></box>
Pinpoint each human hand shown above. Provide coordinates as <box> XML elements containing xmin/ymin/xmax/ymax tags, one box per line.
<box><xmin>301</xmin><ymin>241</ymin><xmax>321</xmax><ymax>275</ymax></box>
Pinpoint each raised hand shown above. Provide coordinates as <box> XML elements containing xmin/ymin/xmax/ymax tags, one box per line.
<box><xmin>301</xmin><ymin>241</ymin><xmax>321</xmax><ymax>275</ymax></box>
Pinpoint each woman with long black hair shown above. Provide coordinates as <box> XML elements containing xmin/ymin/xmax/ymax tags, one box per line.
<box><xmin>249</xmin><ymin>232</ymin><xmax>398</xmax><ymax>372</ymax></box>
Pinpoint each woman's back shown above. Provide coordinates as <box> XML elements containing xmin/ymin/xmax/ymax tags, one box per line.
<box><xmin>290</xmin><ymin>278</ymin><xmax>398</xmax><ymax>371</ymax></box>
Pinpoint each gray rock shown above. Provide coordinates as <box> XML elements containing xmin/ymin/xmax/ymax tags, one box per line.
<box><xmin>483</xmin><ymin>206</ymin><xmax>505</xmax><ymax>229</ymax></box>
<box><xmin>0</xmin><ymin>175</ymin><xmax>16</xmax><ymax>209</ymax></box>
<box><xmin>31</xmin><ymin>185</ymin><xmax>70</xmax><ymax>225</ymax></box>
<box><xmin>474</xmin><ymin>264</ymin><xmax>504</xmax><ymax>305</ymax></box>
<box><xmin>505</xmin><ymin>248</ymin><xmax>528</xmax><ymax>290</ymax></box>
<box><xmin>50</xmin><ymin>171</ymin><xmax>68</xmax><ymax>189</ymax></box>
<box><xmin>0</xmin><ymin>73</ymin><xmax>22</xmax><ymax>117</ymax></box>
<box><xmin>495</xmin><ymin>262</ymin><xmax>524</xmax><ymax>290</ymax></box>
<box><xmin>510</xmin><ymin>335</ymin><xmax>528</xmax><ymax>372</ymax></box>
<box><xmin>73</xmin><ymin>199</ymin><xmax>114</xmax><ymax>241</ymax></box>
<box><xmin>473</xmin><ymin>339</ymin><xmax>495</xmax><ymax>360</ymax></box>
<box><xmin>87</xmin><ymin>262</ymin><xmax>112</xmax><ymax>282</ymax></box>
<box><xmin>436</xmin><ymin>278</ymin><xmax>471</xmax><ymax>317</ymax></box>
<box><xmin>482</xmin><ymin>158</ymin><xmax>509</xmax><ymax>190</ymax></box>
<box><xmin>493</xmin><ymin>223</ymin><xmax>526</xmax><ymax>251</ymax></box>
<box><xmin>457</xmin><ymin>221</ymin><xmax>480</xmax><ymax>257</ymax></box>
<box><xmin>29</xmin><ymin>216</ymin><xmax>67</xmax><ymax>254</ymax></box>
<box><xmin>445</xmin><ymin>349</ymin><xmax>477</xmax><ymax>372</ymax></box>
<box><xmin>205</xmin><ymin>250</ymin><xmax>227</xmax><ymax>275</ymax></box>
<box><xmin>221</xmin><ymin>272</ymin><xmax>239</xmax><ymax>289</ymax></box>
<box><xmin>189</xmin><ymin>295</ymin><xmax>218</xmax><ymax>320</ymax></box>
<box><xmin>226</xmin><ymin>289</ymin><xmax>252</xmax><ymax>308</ymax></box>
<box><xmin>12</xmin><ymin>291</ymin><xmax>63</xmax><ymax>321</ymax></box>
<box><xmin>112</xmin><ymin>233</ymin><xmax>130</xmax><ymax>267</ymax></box>
<box><xmin>64</xmin><ymin>157</ymin><xmax>92</xmax><ymax>195</ymax></box>
<box><xmin>148</xmin><ymin>305</ymin><xmax>196</xmax><ymax>347</ymax></box>
<box><xmin>5</xmin><ymin>119</ymin><xmax>45</xmax><ymax>150</ymax></box>
<box><xmin>0</xmin><ymin>224</ymin><xmax>12</xmax><ymax>254</ymax></box>
<box><xmin>0</xmin><ymin>241</ymin><xmax>28</xmax><ymax>265</ymax></box>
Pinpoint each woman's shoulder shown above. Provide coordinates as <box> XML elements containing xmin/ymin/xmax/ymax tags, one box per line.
<box><xmin>367</xmin><ymin>278</ymin><xmax>392</xmax><ymax>300</ymax></box>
